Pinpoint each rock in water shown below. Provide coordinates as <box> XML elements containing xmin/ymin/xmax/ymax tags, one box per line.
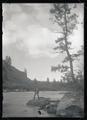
<box><xmin>45</xmin><ymin>100</ymin><xmax>60</xmax><ymax>114</ymax></box>
<box><xmin>26</xmin><ymin>97</ymin><xmax>50</xmax><ymax>107</ymax></box>
<box><xmin>38</xmin><ymin>110</ymin><xmax>41</xmax><ymax>115</ymax></box>
<box><xmin>46</xmin><ymin>104</ymin><xmax>57</xmax><ymax>114</ymax></box>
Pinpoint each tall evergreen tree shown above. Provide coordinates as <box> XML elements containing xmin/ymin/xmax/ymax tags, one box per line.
<box><xmin>47</xmin><ymin>77</ymin><xmax>50</xmax><ymax>83</ymax></box>
<box><xmin>24</xmin><ymin>68</ymin><xmax>27</xmax><ymax>77</ymax></box>
<box><xmin>50</xmin><ymin>4</ymin><xmax>82</xmax><ymax>82</ymax></box>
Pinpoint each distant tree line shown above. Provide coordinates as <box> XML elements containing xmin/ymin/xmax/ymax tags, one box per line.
<box><xmin>4</xmin><ymin>56</ymin><xmax>12</xmax><ymax>65</ymax></box>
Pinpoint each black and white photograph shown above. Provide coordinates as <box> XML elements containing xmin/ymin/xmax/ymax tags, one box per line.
<box><xmin>2</xmin><ymin>3</ymin><xmax>84</xmax><ymax>117</ymax></box>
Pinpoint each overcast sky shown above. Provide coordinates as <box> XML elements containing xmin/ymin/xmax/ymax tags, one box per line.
<box><xmin>2</xmin><ymin>3</ymin><xmax>84</xmax><ymax>81</ymax></box>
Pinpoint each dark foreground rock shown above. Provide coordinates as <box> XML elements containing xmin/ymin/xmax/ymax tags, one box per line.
<box><xmin>46</xmin><ymin>102</ymin><xmax>59</xmax><ymax>114</ymax></box>
<box><xmin>56</xmin><ymin>92</ymin><xmax>84</xmax><ymax>117</ymax></box>
<box><xmin>56</xmin><ymin>105</ymin><xmax>84</xmax><ymax>117</ymax></box>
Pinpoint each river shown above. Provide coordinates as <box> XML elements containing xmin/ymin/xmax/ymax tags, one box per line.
<box><xmin>2</xmin><ymin>91</ymin><xmax>67</xmax><ymax>117</ymax></box>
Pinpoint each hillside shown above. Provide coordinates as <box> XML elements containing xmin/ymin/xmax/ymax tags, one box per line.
<box><xmin>3</xmin><ymin>60</ymin><xmax>32</xmax><ymax>91</ymax></box>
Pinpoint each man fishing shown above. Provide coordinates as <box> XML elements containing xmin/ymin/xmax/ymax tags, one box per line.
<box><xmin>34</xmin><ymin>87</ymin><xmax>40</xmax><ymax>100</ymax></box>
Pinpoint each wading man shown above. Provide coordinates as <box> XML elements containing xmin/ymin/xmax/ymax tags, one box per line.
<box><xmin>34</xmin><ymin>88</ymin><xmax>40</xmax><ymax>100</ymax></box>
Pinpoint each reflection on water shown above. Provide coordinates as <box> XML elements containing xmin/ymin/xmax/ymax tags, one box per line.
<box><xmin>3</xmin><ymin>91</ymin><xmax>65</xmax><ymax>117</ymax></box>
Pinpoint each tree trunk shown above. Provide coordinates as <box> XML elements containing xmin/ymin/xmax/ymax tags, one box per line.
<box><xmin>64</xmin><ymin>4</ymin><xmax>75</xmax><ymax>82</ymax></box>
<box><xmin>65</xmin><ymin>46</ymin><xmax>75</xmax><ymax>81</ymax></box>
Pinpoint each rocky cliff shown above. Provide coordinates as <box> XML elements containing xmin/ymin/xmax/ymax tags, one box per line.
<box><xmin>3</xmin><ymin>60</ymin><xmax>31</xmax><ymax>90</ymax></box>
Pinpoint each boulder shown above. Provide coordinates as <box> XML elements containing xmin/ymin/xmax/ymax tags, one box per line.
<box><xmin>56</xmin><ymin>92</ymin><xmax>84</xmax><ymax>117</ymax></box>
<box><xmin>56</xmin><ymin>105</ymin><xmax>84</xmax><ymax>117</ymax></box>
<box><xmin>46</xmin><ymin>104</ymin><xmax>57</xmax><ymax>114</ymax></box>
<box><xmin>46</xmin><ymin>100</ymin><xmax>60</xmax><ymax>114</ymax></box>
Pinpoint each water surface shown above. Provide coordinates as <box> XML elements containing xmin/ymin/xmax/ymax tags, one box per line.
<box><xmin>3</xmin><ymin>91</ymin><xmax>66</xmax><ymax>117</ymax></box>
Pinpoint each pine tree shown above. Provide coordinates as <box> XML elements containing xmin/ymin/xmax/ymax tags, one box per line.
<box><xmin>50</xmin><ymin>4</ymin><xmax>82</xmax><ymax>82</ymax></box>
<box><xmin>24</xmin><ymin>68</ymin><xmax>27</xmax><ymax>77</ymax></box>
<box><xmin>47</xmin><ymin>77</ymin><xmax>50</xmax><ymax>83</ymax></box>
<box><xmin>5</xmin><ymin>56</ymin><xmax>12</xmax><ymax>65</ymax></box>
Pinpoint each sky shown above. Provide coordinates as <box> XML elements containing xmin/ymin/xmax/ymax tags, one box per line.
<box><xmin>2</xmin><ymin>3</ymin><xmax>84</xmax><ymax>81</ymax></box>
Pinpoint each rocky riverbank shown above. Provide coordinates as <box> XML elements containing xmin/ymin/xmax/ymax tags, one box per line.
<box><xmin>26</xmin><ymin>92</ymin><xmax>84</xmax><ymax>117</ymax></box>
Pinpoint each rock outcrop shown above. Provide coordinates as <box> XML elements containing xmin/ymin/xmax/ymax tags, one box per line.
<box><xmin>56</xmin><ymin>92</ymin><xmax>84</xmax><ymax>117</ymax></box>
<box><xmin>3</xmin><ymin>60</ymin><xmax>31</xmax><ymax>90</ymax></box>
<box><xmin>27</xmin><ymin>97</ymin><xmax>50</xmax><ymax>107</ymax></box>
